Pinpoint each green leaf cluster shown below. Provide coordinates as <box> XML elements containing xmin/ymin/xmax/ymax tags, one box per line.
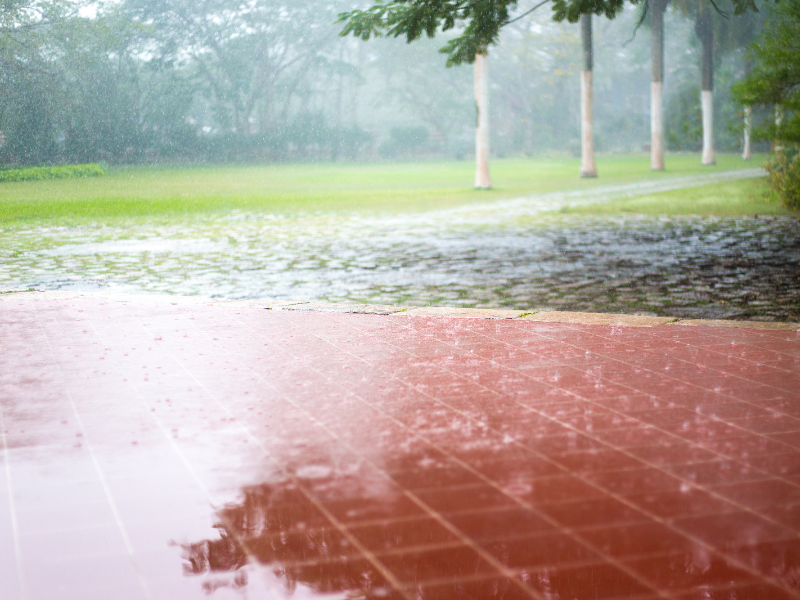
<box><xmin>0</xmin><ymin>163</ymin><xmax>106</xmax><ymax>183</ymax></box>
<box><xmin>339</xmin><ymin>0</ymin><xmax>767</xmax><ymax>66</ymax></box>
<box><xmin>732</xmin><ymin>0</ymin><xmax>800</xmax><ymax>146</ymax></box>
<box><xmin>764</xmin><ymin>149</ymin><xmax>800</xmax><ymax>209</ymax></box>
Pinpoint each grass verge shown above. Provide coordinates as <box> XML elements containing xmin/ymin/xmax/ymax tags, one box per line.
<box><xmin>561</xmin><ymin>177</ymin><xmax>795</xmax><ymax>217</ymax></box>
<box><xmin>0</xmin><ymin>153</ymin><xmax>773</xmax><ymax>226</ymax></box>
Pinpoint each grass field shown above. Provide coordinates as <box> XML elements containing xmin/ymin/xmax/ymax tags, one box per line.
<box><xmin>0</xmin><ymin>153</ymin><xmax>787</xmax><ymax>226</ymax></box>
<box><xmin>562</xmin><ymin>177</ymin><xmax>793</xmax><ymax>217</ymax></box>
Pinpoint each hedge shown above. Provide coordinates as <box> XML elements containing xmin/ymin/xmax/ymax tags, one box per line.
<box><xmin>0</xmin><ymin>163</ymin><xmax>106</xmax><ymax>183</ymax></box>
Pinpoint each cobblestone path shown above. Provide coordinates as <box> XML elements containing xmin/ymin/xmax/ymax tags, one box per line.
<box><xmin>2</xmin><ymin>171</ymin><xmax>799</xmax><ymax>321</ymax></box>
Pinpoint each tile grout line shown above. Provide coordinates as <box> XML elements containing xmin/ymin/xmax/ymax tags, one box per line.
<box><xmin>305</xmin><ymin>311</ymin><xmax>800</xmax><ymax>598</ymax></box>
<box><xmin>0</xmin><ymin>408</ymin><xmax>26</xmax><ymax>600</ymax></box>
<box><xmin>225</xmin><ymin>312</ymin><xmax>666</xmax><ymax>600</ymax></box>
<box><xmin>471</xmin><ymin>324</ymin><xmax>800</xmax><ymax>487</ymax></box>
<box><xmin>179</xmin><ymin>318</ymin><xmax>548</xmax><ymax>600</ymax></box>
<box><xmin>30</xmin><ymin>303</ymin><xmax>154</xmax><ymax>600</ymax></box>
<box><xmin>544</xmin><ymin>321</ymin><xmax>800</xmax><ymax>408</ymax></box>
<box><xmin>82</xmin><ymin>311</ymin><xmax>291</xmax><ymax>600</ymax></box>
<box><xmin>119</xmin><ymin>302</ymin><xmax>419</xmax><ymax>600</ymax></box>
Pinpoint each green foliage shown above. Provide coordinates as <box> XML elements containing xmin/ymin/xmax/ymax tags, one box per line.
<box><xmin>732</xmin><ymin>0</ymin><xmax>800</xmax><ymax>144</ymax></box>
<box><xmin>338</xmin><ymin>0</ymin><xmax>765</xmax><ymax>66</ymax></box>
<box><xmin>764</xmin><ymin>149</ymin><xmax>800</xmax><ymax>209</ymax></box>
<box><xmin>0</xmin><ymin>163</ymin><xmax>106</xmax><ymax>183</ymax></box>
<box><xmin>379</xmin><ymin>126</ymin><xmax>430</xmax><ymax>158</ymax></box>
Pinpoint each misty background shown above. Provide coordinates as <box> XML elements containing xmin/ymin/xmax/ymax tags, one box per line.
<box><xmin>0</xmin><ymin>0</ymin><xmax>766</xmax><ymax>167</ymax></box>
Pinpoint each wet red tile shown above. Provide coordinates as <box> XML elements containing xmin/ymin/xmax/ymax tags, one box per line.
<box><xmin>483</xmin><ymin>531</ymin><xmax>600</xmax><ymax>568</ymax></box>
<box><xmin>378</xmin><ymin>544</ymin><xmax>499</xmax><ymax>584</ymax></box>
<box><xmin>518</xmin><ymin>562</ymin><xmax>654</xmax><ymax>599</ymax></box>
<box><xmin>623</xmin><ymin>550</ymin><xmax>759</xmax><ymax>593</ymax></box>
<box><xmin>537</xmin><ymin>496</ymin><xmax>647</xmax><ymax>529</ymax></box>
<box><xmin>554</xmin><ymin>448</ymin><xmax>647</xmax><ymax>474</ymax></box>
<box><xmin>625</xmin><ymin>488</ymin><xmax>739</xmax><ymax>520</ymax></box>
<box><xmin>447</xmin><ymin>506</ymin><xmax>556</xmax><ymax>542</ymax></box>
<box><xmin>348</xmin><ymin>517</ymin><xmax>459</xmax><ymax>553</ymax></box>
<box><xmin>674</xmin><ymin>583</ymin><xmax>797</xmax><ymax>600</ymax></box>
<box><xmin>411</xmin><ymin>577</ymin><xmax>532</xmax><ymax>600</ymax></box>
<box><xmin>585</xmin><ymin>467</ymin><xmax>685</xmax><ymax>497</ymax></box>
<box><xmin>674</xmin><ymin>512</ymin><xmax>797</xmax><ymax>549</ymax></box>
<box><xmin>414</xmin><ymin>484</ymin><xmax>517</xmax><ymax>515</ymax></box>
<box><xmin>579</xmin><ymin>522</ymin><xmax>698</xmax><ymax>558</ymax></box>
<box><xmin>758</xmin><ymin>503</ymin><xmax>800</xmax><ymax>529</ymax></box>
<box><xmin>666</xmin><ymin>460</ymin><xmax>766</xmax><ymax>486</ymax></box>
<box><xmin>711</xmin><ymin>479</ymin><xmax>800</xmax><ymax>509</ymax></box>
<box><xmin>280</xmin><ymin>557</ymin><xmax>399</xmax><ymax>597</ymax></box>
<box><xmin>7</xmin><ymin>296</ymin><xmax>800</xmax><ymax>600</ymax></box>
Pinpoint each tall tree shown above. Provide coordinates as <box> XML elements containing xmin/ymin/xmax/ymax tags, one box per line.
<box><xmin>733</xmin><ymin>0</ymin><xmax>799</xmax><ymax>144</ymax></box>
<box><xmin>696</xmin><ymin>0</ymin><xmax>715</xmax><ymax>164</ymax></box>
<box><xmin>339</xmin><ymin>0</ymin><xmax>629</xmax><ymax>186</ymax></box>
<box><xmin>474</xmin><ymin>48</ymin><xmax>492</xmax><ymax>187</ymax></box>
<box><xmin>580</xmin><ymin>13</ymin><xmax>597</xmax><ymax>177</ymax></box>
<box><xmin>650</xmin><ymin>0</ymin><xmax>667</xmax><ymax>170</ymax></box>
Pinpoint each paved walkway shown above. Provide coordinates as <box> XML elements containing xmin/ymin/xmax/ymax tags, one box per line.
<box><xmin>2</xmin><ymin>292</ymin><xmax>800</xmax><ymax>600</ymax></box>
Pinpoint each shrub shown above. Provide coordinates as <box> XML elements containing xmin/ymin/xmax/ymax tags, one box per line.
<box><xmin>0</xmin><ymin>163</ymin><xmax>106</xmax><ymax>183</ymax></box>
<box><xmin>765</xmin><ymin>148</ymin><xmax>800</xmax><ymax>210</ymax></box>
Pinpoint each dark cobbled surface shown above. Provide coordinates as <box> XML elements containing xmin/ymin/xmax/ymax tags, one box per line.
<box><xmin>3</xmin><ymin>212</ymin><xmax>799</xmax><ymax>321</ymax></box>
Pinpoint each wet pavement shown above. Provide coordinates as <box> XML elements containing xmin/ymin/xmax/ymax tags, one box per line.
<box><xmin>3</xmin><ymin>170</ymin><xmax>799</xmax><ymax>323</ymax></box>
<box><xmin>3</xmin><ymin>292</ymin><xmax>800</xmax><ymax>599</ymax></box>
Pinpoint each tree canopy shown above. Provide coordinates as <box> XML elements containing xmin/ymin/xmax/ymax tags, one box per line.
<box><xmin>338</xmin><ymin>0</ymin><xmax>769</xmax><ymax>66</ymax></box>
<box><xmin>732</xmin><ymin>0</ymin><xmax>800</xmax><ymax>144</ymax></box>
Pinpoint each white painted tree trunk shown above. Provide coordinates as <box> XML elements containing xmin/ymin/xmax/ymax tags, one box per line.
<box><xmin>701</xmin><ymin>90</ymin><xmax>715</xmax><ymax>165</ymax></box>
<box><xmin>581</xmin><ymin>72</ymin><xmax>597</xmax><ymax>177</ymax></box>
<box><xmin>651</xmin><ymin>82</ymin><xmax>665</xmax><ymax>170</ymax></box>
<box><xmin>742</xmin><ymin>106</ymin><xmax>752</xmax><ymax>160</ymax></box>
<box><xmin>650</xmin><ymin>0</ymin><xmax>665</xmax><ymax>171</ymax></box>
<box><xmin>580</xmin><ymin>14</ymin><xmax>596</xmax><ymax>178</ymax></box>
<box><xmin>474</xmin><ymin>51</ymin><xmax>492</xmax><ymax>189</ymax></box>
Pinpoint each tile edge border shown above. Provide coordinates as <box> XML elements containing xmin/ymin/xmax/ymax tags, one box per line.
<box><xmin>4</xmin><ymin>290</ymin><xmax>798</xmax><ymax>330</ymax></box>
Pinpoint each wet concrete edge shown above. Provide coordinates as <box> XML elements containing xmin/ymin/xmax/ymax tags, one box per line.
<box><xmin>4</xmin><ymin>290</ymin><xmax>798</xmax><ymax>331</ymax></box>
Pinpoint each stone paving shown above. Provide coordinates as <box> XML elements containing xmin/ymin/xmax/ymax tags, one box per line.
<box><xmin>2</xmin><ymin>169</ymin><xmax>798</xmax><ymax>322</ymax></box>
<box><xmin>3</xmin><ymin>213</ymin><xmax>799</xmax><ymax>322</ymax></box>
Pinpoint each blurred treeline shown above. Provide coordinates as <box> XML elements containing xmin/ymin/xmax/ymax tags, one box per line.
<box><xmin>0</xmin><ymin>0</ymin><xmax>766</xmax><ymax>166</ymax></box>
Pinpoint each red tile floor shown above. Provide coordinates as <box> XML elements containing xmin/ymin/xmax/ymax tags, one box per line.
<box><xmin>2</xmin><ymin>294</ymin><xmax>800</xmax><ymax>600</ymax></box>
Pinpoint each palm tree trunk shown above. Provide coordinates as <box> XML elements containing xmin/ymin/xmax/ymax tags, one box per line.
<box><xmin>580</xmin><ymin>14</ymin><xmax>597</xmax><ymax>178</ymax></box>
<box><xmin>651</xmin><ymin>0</ymin><xmax>666</xmax><ymax>171</ymax></box>
<box><xmin>474</xmin><ymin>49</ymin><xmax>492</xmax><ymax>189</ymax></box>
<box><xmin>698</xmin><ymin>3</ymin><xmax>715</xmax><ymax>165</ymax></box>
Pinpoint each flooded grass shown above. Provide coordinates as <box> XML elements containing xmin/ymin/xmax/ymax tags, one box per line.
<box><xmin>3</xmin><ymin>154</ymin><xmax>798</xmax><ymax>322</ymax></box>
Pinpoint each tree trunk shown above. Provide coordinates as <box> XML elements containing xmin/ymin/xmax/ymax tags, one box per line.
<box><xmin>580</xmin><ymin>14</ymin><xmax>597</xmax><ymax>178</ymax></box>
<box><xmin>742</xmin><ymin>60</ymin><xmax>752</xmax><ymax>160</ymax></box>
<box><xmin>775</xmin><ymin>105</ymin><xmax>784</xmax><ymax>151</ymax></box>
<box><xmin>697</xmin><ymin>3</ymin><xmax>715</xmax><ymax>165</ymax></box>
<box><xmin>743</xmin><ymin>106</ymin><xmax>752</xmax><ymax>160</ymax></box>
<box><xmin>474</xmin><ymin>49</ymin><xmax>492</xmax><ymax>189</ymax></box>
<box><xmin>651</xmin><ymin>0</ymin><xmax>666</xmax><ymax>171</ymax></box>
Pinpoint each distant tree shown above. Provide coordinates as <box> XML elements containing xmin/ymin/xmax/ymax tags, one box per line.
<box><xmin>339</xmin><ymin>0</ymin><xmax>765</xmax><ymax>183</ymax></box>
<box><xmin>579</xmin><ymin>13</ymin><xmax>597</xmax><ymax>177</ymax></box>
<box><xmin>732</xmin><ymin>0</ymin><xmax>800</xmax><ymax>208</ymax></box>
<box><xmin>732</xmin><ymin>0</ymin><xmax>800</xmax><ymax>146</ymax></box>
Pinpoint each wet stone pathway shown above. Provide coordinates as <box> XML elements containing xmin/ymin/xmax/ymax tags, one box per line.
<box><xmin>2</xmin><ymin>202</ymin><xmax>800</xmax><ymax>322</ymax></box>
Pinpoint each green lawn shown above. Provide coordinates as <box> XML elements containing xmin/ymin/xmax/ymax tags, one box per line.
<box><xmin>0</xmin><ymin>153</ymin><xmax>777</xmax><ymax>225</ymax></box>
<box><xmin>562</xmin><ymin>177</ymin><xmax>795</xmax><ymax>217</ymax></box>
